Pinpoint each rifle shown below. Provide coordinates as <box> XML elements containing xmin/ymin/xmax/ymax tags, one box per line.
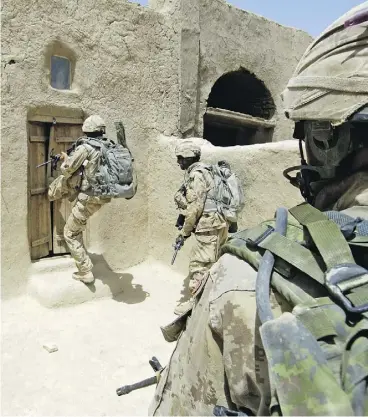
<box><xmin>175</xmin><ymin>213</ymin><xmax>185</xmax><ymax>230</ymax></box>
<box><xmin>171</xmin><ymin>235</ymin><xmax>185</xmax><ymax>265</ymax></box>
<box><xmin>36</xmin><ymin>146</ymin><xmax>75</xmax><ymax>170</ymax></box>
<box><xmin>116</xmin><ymin>356</ymin><xmax>163</xmax><ymax>396</ymax></box>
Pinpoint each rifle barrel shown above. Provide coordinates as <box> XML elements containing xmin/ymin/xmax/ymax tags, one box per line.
<box><xmin>36</xmin><ymin>160</ymin><xmax>52</xmax><ymax>168</ymax></box>
<box><xmin>171</xmin><ymin>249</ymin><xmax>178</xmax><ymax>265</ymax></box>
<box><xmin>116</xmin><ymin>375</ymin><xmax>157</xmax><ymax>396</ymax></box>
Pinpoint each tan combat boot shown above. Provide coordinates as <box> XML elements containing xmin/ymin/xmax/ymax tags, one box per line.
<box><xmin>174</xmin><ymin>298</ymin><xmax>194</xmax><ymax>316</ymax></box>
<box><xmin>72</xmin><ymin>271</ymin><xmax>95</xmax><ymax>284</ymax></box>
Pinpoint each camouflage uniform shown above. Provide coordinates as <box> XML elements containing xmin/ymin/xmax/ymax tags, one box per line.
<box><xmin>150</xmin><ymin>179</ymin><xmax>368</xmax><ymax>416</ymax></box>
<box><xmin>46</xmin><ymin>115</ymin><xmax>112</xmax><ymax>283</ymax></box>
<box><xmin>151</xmin><ymin>4</ymin><xmax>368</xmax><ymax>414</ymax></box>
<box><xmin>175</xmin><ymin>147</ymin><xmax>228</xmax><ymax>294</ymax></box>
<box><xmin>61</xmin><ymin>142</ymin><xmax>111</xmax><ymax>276</ymax></box>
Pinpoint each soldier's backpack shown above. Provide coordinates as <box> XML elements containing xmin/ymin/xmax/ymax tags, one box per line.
<box><xmin>221</xmin><ymin>202</ymin><xmax>368</xmax><ymax>416</ymax></box>
<box><xmin>79</xmin><ymin>137</ymin><xmax>137</xmax><ymax>199</ymax></box>
<box><xmin>210</xmin><ymin>161</ymin><xmax>245</xmax><ymax>223</ymax></box>
<box><xmin>190</xmin><ymin>161</ymin><xmax>245</xmax><ymax>223</ymax></box>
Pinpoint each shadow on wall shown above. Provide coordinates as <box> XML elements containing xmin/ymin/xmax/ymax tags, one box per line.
<box><xmin>88</xmin><ymin>252</ymin><xmax>150</xmax><ymax>304</ymax></box>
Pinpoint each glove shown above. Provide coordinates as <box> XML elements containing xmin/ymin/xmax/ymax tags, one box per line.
<box><xmin>176</xmin><ymin>233</ymin><xmax>190</xmax><ymax>246</ymax></box>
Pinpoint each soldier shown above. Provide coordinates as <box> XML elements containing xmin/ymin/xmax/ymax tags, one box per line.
<box><xmin>59</xmin><ymin>115</ymin><xmax>112</xmax><ymax>284</ymax></box>
<box><xmin>173</xmin><ymin>140</ymin><xmax>229</xmax><ymax>314</ymax></box>
<box><xmin>150</xmin><ymin>3</ymin><xmax>368</xmax><ymax>416</ymax></box>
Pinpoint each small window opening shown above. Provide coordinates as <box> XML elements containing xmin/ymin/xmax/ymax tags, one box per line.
<box><xmin>50</xmin><ymin>56</ymin><xmax>71</xmax><ymax>90</ymax></box>
<box><xmin>203</xmin><ymin>69</ymin><xmax>276</xmax><ymax>147</ymax></box>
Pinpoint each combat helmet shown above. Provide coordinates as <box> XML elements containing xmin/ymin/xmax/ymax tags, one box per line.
<box><xmin>175</xmin><ymin>140</ymin><xmax>201</xmax><ymax>158</ymax></box>
<box><xmin>282</xmin><ymin>2</ymin><xmax>368</xmax><ymax>204</ymax></box>
<box><xmin>82</xmin><ymin>115</ymin><xmax>106</xmax><ymax>134</ymax></box>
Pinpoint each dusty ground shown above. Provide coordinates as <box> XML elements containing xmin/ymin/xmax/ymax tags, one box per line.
<box><xmin>1</xmin><ymin>260</ymin><xmax>188</xmax><ymax>416</ymax></box>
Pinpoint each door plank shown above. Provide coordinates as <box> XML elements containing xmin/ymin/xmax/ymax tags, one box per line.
<box><xmin>51</xmin><ymin>123</ymin><xmax>84</xmax><ymax>255</ymax></box>
<box><xmin>28</xmin><ymin>122</ymin><xmax>51</xmax><ymax>260</ymax></box>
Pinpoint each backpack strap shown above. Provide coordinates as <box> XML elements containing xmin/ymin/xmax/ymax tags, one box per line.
<box><xmin>289</xmin><ymin>203</ymin><xmax>368</xmax><ymax>315</ymax></box>
<box><xmin>229</xmin><ymin>204</ymin><xmax>368</xmax><ymax>415</ymax></box>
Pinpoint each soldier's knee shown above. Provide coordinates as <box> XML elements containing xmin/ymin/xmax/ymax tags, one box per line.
<box><xmin>64</xmin><ymin>224</ymin><xmax>72</xmax><ymax>240</ymax></box>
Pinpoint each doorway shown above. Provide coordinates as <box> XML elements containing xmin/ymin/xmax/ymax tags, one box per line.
<box><xmin>27</xmin><ymin>114</ymin><xmax>85</xmax><ymax>260</ymax></box>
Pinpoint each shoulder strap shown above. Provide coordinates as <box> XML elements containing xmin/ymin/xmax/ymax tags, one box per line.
<box><xmin>252</xmin><ymin>204</ymin><xmax>368</xmax><ymax>416</ymax></box>
<box><xmin>289</xmin><ymin>203</ymin><xmax>368</xmax><ymax>315</ymax></box>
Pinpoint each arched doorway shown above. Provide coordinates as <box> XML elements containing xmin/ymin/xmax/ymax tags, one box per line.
<box><xmin>203</xmin><ymin>68</ymin><xmax>276</xmax><ymax>146</ymax></box>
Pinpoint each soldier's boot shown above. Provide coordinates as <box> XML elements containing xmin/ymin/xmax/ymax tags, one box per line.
<box><xmin>174</xmin><ymin>298</ymin><xmax>194</xmax><ymax>316</ymax></box>
<box><xmin>189</xmin><ymin>274</ymin><xmax>203</xmax><ymax>294</ymax></box>
<box><xmin>72</xmin><ymin>271</ymin><xmax>95</xmax><ymax>284</ymax></box>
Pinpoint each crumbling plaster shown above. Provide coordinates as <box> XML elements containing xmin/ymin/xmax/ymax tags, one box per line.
<box><xmin>2</xmin><ymin>0</ymin><xmax>311</xmax><ymax>299</ymax></box>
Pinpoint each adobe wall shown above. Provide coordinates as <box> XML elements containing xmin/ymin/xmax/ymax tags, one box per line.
<box><xmin>149</xmin><ymin>0</ymin><xmax>313</xmax><ymax>139</ymax></box>
<box><xmin>196</xmin><ymin>0</ymin><xmax>313</xmax><ymax>140</ymax></box>
<box><xmin>147</xmin><ymin>136</ymin><xmax>304</xmax><ymax>273</ymax></box>
<box><xmin>1</xmin><ymin>0</ymin><xmax>311</xmax><ymax>299</ymax></box>
<box><xmin>1</xmin><ymin>0</ymin><xmax>180</xmax><ymax>297</ymax></box>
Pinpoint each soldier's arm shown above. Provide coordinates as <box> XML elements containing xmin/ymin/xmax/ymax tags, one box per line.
<box><xmin>174</xmin><ymin>188</ymin><xmax>187</xmax><ymax>210</ymax></box>
<box><xmin>210</xmin><ymin>289</ymin><xmax>265</xmax><ymax>415</ymax></box>
<box><xmin>209</xmin><ymin>259</ymin><xmax>292</xmax><ymax>415</ymax></box>
<box><xmin>60</xmin><ymin>145</ymin><xmax>88</xmax><ymax>179</ymax></box>
<box><xmin>208</xmin><ymin>257</ymin><xmax>270</xmax><ymax>415</ymax></box>
<box><xmin>182</xmin><ymin>171</ymin><xmax>207</xmax><ymax>236</ymax></box>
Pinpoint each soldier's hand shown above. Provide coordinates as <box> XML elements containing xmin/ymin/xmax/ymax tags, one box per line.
<box><xmin>59</xmin><ymin>151</ymin><xmax>68</xmax><ymax>161</ymax></box>
<box><xmin>177</xmin><ymin>233</ymin><xmax>190</xmax><ymax>244</ymax></box>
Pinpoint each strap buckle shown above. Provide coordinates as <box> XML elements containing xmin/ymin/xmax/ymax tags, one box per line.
<box><xmin>325</xmin><ymin>263</ymin><xmax>368</xmax><ymax>314</ymax></box>
<box><xmin>246</xmin><ymin>225</ymin><xmax>274</xmax><ymax>249</ymax></box>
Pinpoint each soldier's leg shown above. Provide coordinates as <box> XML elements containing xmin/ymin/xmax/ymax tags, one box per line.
<box><xmin>174</xmin><ymin>227</ymin><xmax>228</xmax><ymax>315</ymax></box>
<box><xmin>64</xmin><ymin>193</ymin><xmax>107</xmax><ymax>282</ymax></box>
<box><xmin>188</xmin><ymin>226</ymin><xmax>228</xmax><ymax>294</ymax></box>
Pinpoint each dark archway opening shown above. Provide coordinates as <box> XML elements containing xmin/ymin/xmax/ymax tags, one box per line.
<box><xmin>203</xmin><ymin>68</ymin><xmax>276</xmax><ymax>147</ymax></box>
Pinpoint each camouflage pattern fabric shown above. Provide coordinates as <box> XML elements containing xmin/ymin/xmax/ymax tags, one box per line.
<box><xmin>333</xmin><ymin>171</ymin><xmax>368</xmax><ymax>210</ymax></box>
<box><xmin>60</xmin><ymin>141</ymin><xmax>111</xmax><ymax>273</ymax></box>
<box><xmin>64</xmin><ymin>192</ymin><xmax>110</xmax><ymax>273</ymax></box>
<box><xmin>150</xmin><ymin>179</ymin><xmax>368</xmax><ymax>416</ymax></box>
<box><xmin>175</xmin><ymin>162</ymin><xmax>228</xmax><ymax>293</ymax></box>
<box><xmin>60</xmin><ymin>141</ymin><xmax>103</xmax><ymax>193</ymax></box>
<box><xmin>48</xmin><ymin>172</ymin><xmax>81</xmax><ymax>202</ymax></box>
<box><xmin>180</xmin><ymin>162</ymin><xmax>227</xmax><ymax>237</ymax></box>
<box><xmin>175</xmin><ymin>140</ymin><xmax>201</xmax><ymax>158</ymax></box>
<box><xmin>149</xmin><ymin>254</ymin><xmax>292</xmax><ymax>416</ymax></box>
<box><xmin>189</xmin><ymin>227</ymin><xmax>228</xmax><ymax>293</ymax></box>
<box><xmin>281</xmin><ymin>1</ymin><xmax>368</xmax><ymax>124</ymax></box>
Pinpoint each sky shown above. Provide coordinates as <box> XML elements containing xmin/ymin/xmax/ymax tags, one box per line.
<box><xmin>130</xmin><ymin>0</ymin><xmax>365</xmax><ymax>36</ymax></box>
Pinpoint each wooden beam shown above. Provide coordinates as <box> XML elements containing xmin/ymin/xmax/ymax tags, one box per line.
<box><xmin>28</xmin><ymin>115</ymin><xmax>83</xmax><ymax>124</ymax></box>
<box><xmin>205</xmin><ymin>107</ymin><xmax>276</xmax><ymax>129</ymax></box>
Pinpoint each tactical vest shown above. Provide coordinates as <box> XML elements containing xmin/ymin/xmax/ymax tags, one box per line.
<box><xmin>221</xmin><ymin>202</ymin><xmax>368</xmax><ymax>416</ymax></box>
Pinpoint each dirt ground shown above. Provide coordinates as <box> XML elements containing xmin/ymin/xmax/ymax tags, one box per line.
<box><xmin>1</xmin><ymin>260</ymin><xmax>188</xmax><ymax>416</ymax></box>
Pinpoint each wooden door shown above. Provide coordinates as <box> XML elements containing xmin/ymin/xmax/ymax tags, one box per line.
<box><xmin>49</xmin><ymin>123</ymin><xmax>84</xmax><ymax>254</ymax></box>
<box><xmin>28</xmin><ymin>122</ymin><xmax>52</xmax><ymax>259</ymax></box>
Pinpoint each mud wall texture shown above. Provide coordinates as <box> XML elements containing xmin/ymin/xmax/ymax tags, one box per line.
<box><xmin>149</xmin><ymin>0</ymin><xmax>313</xmax><ymax>139</ymax></box>
<box><xmin>1</xmin><ymin>0</ymin><xmax>311</xmax><ymax>298</ymax></box>
<box><xmin>147</xmin><ymin>136</ymin><xmax>304</xmax><ymax>273</ymax></box>
<box><xmin>196</xmin><ymin>0</ymin><xmax>313</xmax><ymax>140</ymax></box>
<box><xmin>1</xmin><ymin>0</ymin><xmax>179</xmax><ymax>297</ymax></box>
